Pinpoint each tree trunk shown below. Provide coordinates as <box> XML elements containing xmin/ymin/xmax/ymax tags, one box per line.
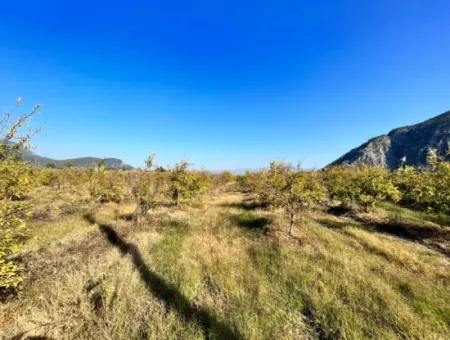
<box><xmin>288</xmin><ymin>212</ymin><xmax>296</xmax><ymax>235</ymax></box>
<box><xmin>173</xmin><ymin>188</ymin><xmax>180</xmax><ymax>208</ymax></box>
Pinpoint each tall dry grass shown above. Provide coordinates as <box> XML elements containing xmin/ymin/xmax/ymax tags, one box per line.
<box><xmin>1</xmin><ymin>191</ymin><xmax>449</xmax><ymax>339</ymax></box>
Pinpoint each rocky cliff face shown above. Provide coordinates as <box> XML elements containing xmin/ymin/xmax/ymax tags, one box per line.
<box><xmin>329</xmin><ymin>110</ymin><xmax>450</xmax><ymax>169</ymax></box>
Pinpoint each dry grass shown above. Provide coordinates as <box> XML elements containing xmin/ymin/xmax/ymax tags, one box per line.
<box><xmin>1</xmin><ymin>191</ymin><xmax>449</xmax><ymax>339</ymax></box>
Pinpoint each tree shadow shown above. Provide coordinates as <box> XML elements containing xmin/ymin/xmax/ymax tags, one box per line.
<box><xmin>220</xmin><ymin>201</ymin><xmax>267</xmax><ymax>211</ymax></box>
<box><xmin>326</xmin><ymin>205</ymin><xmax>354</xmax><ymax>217</ymax></box>
<box><xmin>84</xmin><ymin>214</ymin><xmax>242</xmax><ymax>339</ymax></box>
<box><xmin>321</xmin><ymin>209</ymin><xmax>449</xmax><ymax>242</ymax></box>
<box><xmin>230</xmin><ymin>212</ymin><xmax>271</xmax><ymax>231</ymax></box>
<box><xmin>10</xmin><ymin>335</ymin><xmax>54</xmax><ymax>340</ymax></box>
<box><xmin>117</xmin><ymin>212</ymin><xmax>134</xmax><ymax>221</ymax></box>
<box><xmin>353</xmin><ymin>215</ymin><xmax>450</xmax><ymax>244</ymax></box>
<box><xmin>315</xmin><ymin>214</ymin><xmax>450</xmax><ymax>257</ymax></box>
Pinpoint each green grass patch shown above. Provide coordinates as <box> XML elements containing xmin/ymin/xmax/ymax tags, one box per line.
<box><xmin>381</xmin><ymin>202</ymin><xmax>450</xmax><ymax>227</ymax></box>
<box><xmin>23</xmin><ymin>214</ymin><xmax>94</xmax><ymax>251</ymax></box>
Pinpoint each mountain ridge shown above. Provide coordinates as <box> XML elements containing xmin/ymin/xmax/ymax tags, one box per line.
<box><xmin>21</xmin><ymin>149</ymin><xmax>131</xmax><ymax>169</ymax></box>
<box><xmin>329</xmin><ymin>110</ymin><xmax>450</xmax><ymax>169</ymax></box>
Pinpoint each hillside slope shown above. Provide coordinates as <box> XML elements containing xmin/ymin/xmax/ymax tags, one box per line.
<box><xmin>22</xmin><ymin>149</ymin><xmax>130</xmax><ymax>169</ymax></box>
<box><xmin>330</xmin><ymin>111</ymin><xmax>450</xmax><ymax>169</ymax></box>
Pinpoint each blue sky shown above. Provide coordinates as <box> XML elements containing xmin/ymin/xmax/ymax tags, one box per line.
<box><xmin>0</xmin><ymin>1</ymin><xmax>449</xmax><ymax>170</ymax></box>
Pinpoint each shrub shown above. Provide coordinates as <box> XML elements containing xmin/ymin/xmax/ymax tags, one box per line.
<box><xmin>0</xmin><ymin>158</ymin><xmax>34</xmax><ymax>200</ymax></box>
<box><xmin>395</xmin><ymin>161</ymin><xmax>450</xmax><ymax>214</ymax></box>
<box><xmin>212</xmin><ymin>171</ymin><xmax>235</xmax><ymax>189</ymax></box>
<box><xmin>322</xmin><ymin>166</ymin><xmax>361</xmax><ymax>208</ymax></box>
<box><xmin>323</xmin><ymin>165</ymin><xmax>400</xmax><ymax>211</ymax></box>
<box><xmin>168</xmin><ymin>161</ymin><xmax>211</xmax><ymax>206</ymax></box>
<box><xmin>0</xmin><ymin>100</ymin><xmax>40</xmax><ymax>294</ymax></box>
<box><xmin>394</xmin><ymin>166</ymin><xmax>433</xmax><ymax>208</ymax></box>
<box><xmin>89</xmin><ymin>166</ymin><xmax>124</xmax><ymax>203</ymax></box>
<box><xmin>0</xmin><ymin>160</ymin><xmax>33</xmax><ymax>292</ymax></box>
<box><xmin>36</xmin><ymin>167</ymin><xmax>59</xmax><ymax>187</ymax></box>
<box><xmin>58</xmin><ymin>167</ymin><xmax>86</xmax><ymax>192</ymax></box>
<box><xmin>237</xmin><ymin>171</ymin><xmax>265</xmax><ymax>193</ymax></box>
<box><xmin>432</xmin><ymin>161</ymin><xmax>450</xmax><ymax>214</ymax></box>
<box><xmin>0</xmin><ymin>201</ymin><xmax>29</xmax><ymax>293</ymax></box>
<box><xmin>131</xmin><ymin>172</ymin><xmax>169</xmax><ymax>224</ymax></box>
<box><xmin>257</xmin><ymin>162</ymin><xmax>327</xmax><ymax>234</ymax></box>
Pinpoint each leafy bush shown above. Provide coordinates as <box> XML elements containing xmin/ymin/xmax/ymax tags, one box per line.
<box><xmin>58</xmin><ymin>167</ymin><xmax>87</xmax><ymax>192</ymax></box>
<box><xmin>0</xmin><ymin>201</ymin><xmax>29</xmax><ymax>292</ymax></box>
<box><xmin>131</xmin><ymin>172</ymin><xmax>169</xmax><ymax>224</ymax></box>
<box><xmin>432</xmin><ymin>161</ymin><xmax>450</xmax><ymax>214</ymax></box>
<box><xmin>36</xmin><ymin>167</ymin><xmax>60</xmax><ymax>187</ymax></box>
<box><xmin>323</xmin><ymin>165</ymin><xmax>400</xmax><ymax>211</ymax></box>
<box><xmin>257</xmin><ymin>162</ymin><xmax>327</xmax><ymax>234</ymax></box>
<box><xmin>0</xmin><ymin>100</ymin><xmax>40</xmax><ymax>294</ymax></box>
<box><xmin>0</xmin><ymin>158</ymin><xmax>34</xmax><ymax>200</ymax></box>
<box><xmin>212</xmin><ymin>171</ymin><xmax>235</xmax><ymax>189</ymax></box>
<box><xmin>394</xmin><ymin>162</ymin><xmax>450</xmax><ymax>214</ymax></box>
<box><xmin>394</xmin><ymin>166</ymin><xmax>433</xmax><ymax>207</ymax></box>
<box><xmin>89</xmin><ymin>166</ymin><xmax>124</xmax><ymax>203</ymax></box>
<box><xmin>0</xmin><ymin>160</ymin><xmax>33</xmax><ymax>292</ymax></box>
<box><xmin>168</xmin><ymin>161</ymin><xmax>211</xmax><ymax>206</ymax></box>
<box><xmin>237</xmin><ymin>171</ymin><xmax>264</xmax><ymax>193</ymax></box>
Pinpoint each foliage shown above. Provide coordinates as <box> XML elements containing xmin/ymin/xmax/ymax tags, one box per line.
<box><xmin>131</xmin><ymin>172</ymin><xmax>169</xmax><ymax>224</ymax></box>
<box><xmin>212</xmin><ymin>171</ymin><xmax>235</xmax><ymax>188</ymax></box>
<box><xmin>394</xmin><ymin>166</ymin><xmax>433</xmax><ymax>207</ymax></box>
<box><xmin>431</xmin><ymin>161</ymin><xmax>450</xmax><ymax>214</ymax></box>
<box><xmin>0</xmin><ymin>202</ymin><xmax>29</xmax><ymax>292</ymax></box>
<box><xmin>323</xmin><ymin>165</ymin><xmax>401</xmax><ymax>211</ymax></box>
<box><xmin>145</xmin><ymin>153</ymin><xmax>157</xmax><ymax>171</ymax></box>
<box><xmin>394</xmin><ymin>162</ymin><xmax>450</xmax><ymax>214</ymax></box>
<box><xmin>0</xmin><ymin>158</ymin><xmax>34</xmax><ymax>200</ymax></box>
<box><xmin>237</xmin><ymin>171</ymin><xmax>264</xmax><ymax>193</ymax></box>
<box><xmin>63</xmin><ymin>167</ymin><xmax>87</xmax><ymax>190</ymax></box>
<box><xmin>257</xmin><ymin>162</ymin><xmax>327</xmax><ymax>234</ymax></box>
<box><xmin>89</xmin><ymin>165</ymin><xmax>124</xmax><ymax>203</ymax></box>
<box><xmin>36</xmin><ymin>167</ymin><xmax>60</xmax><ymax>187</ymax></box>
<box><xmin>321</xmin><ymin>165</ymin><xmax>360</xmax><ymax>207</ymax></box>
<box><xmin>0</xmin><ymin>102</ymin><xmax>41</xmax><ymax>161</ymax></box>
<box><xmin>168</xmin><ymin>161</ymin><xmax>211</xmax><ymax>206</ymax></box>
<box><xmin>0</xmin><ymin>100</ymin><xmax>40</xmax><ymax>293</ymax></box>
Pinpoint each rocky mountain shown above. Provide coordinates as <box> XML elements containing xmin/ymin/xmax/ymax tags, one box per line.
<box><xmin>21</xmin><ymin>149</ymin><xmax>131</xmax><ymax>169</ymax></box>
<box><xmin>329</xmin><ymin>110</ymin><xmax>450</xmax><ymax>169</ymax></box>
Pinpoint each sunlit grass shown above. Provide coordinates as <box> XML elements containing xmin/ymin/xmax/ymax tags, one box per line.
<box><xmin>381</xmin><ymin>201</ymin><xmax>450</xmax><ymax>227</ymax></box>
<box><xmin>1</xmin><ymin>192</ymin><xmax>449</xmax><ymax>339</ymax></box>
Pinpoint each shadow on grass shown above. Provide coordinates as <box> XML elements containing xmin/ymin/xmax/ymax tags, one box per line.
<box><xmin>220</xmin><ymin>201</ymin><xmax>267</xmax><ymax>211</ymax></box>
<box><xmin>230</xmin><ymin>212</ymin><xmax>271</xmax><ymax>232</ymax></box>
<box><xmin>10</xmin><ymin>335</ymin><xmax>54</xmax><ymax>340</ymax></box>
<box><xmin>83</xmin><ymin>214</ymin><xmax>242</xmax><ymax>340</ymax></box>
<box><xmin>118</xmin><ymin>212</ymin><xmax>134</xmax><ymax>221</ymax></box>
<box><xmin>316</xmin><ymin>215</ymin><xmax>450</xmax><ymax>257</ymax></box>
<box><xmin>355</xmin><ymin>216</ymin><xmax>450</xmax><ymax>244</ymax></box>
<box><xmin>326</xmin><ymin>205</ymin><xmax>354</xmax><ymax>217</ymax></box>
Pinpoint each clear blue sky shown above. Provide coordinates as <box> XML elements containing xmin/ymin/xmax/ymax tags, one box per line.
<box><xmin>0</xmin><ymin>1</ymin><xmax>449</xmax><ymax>170</ymax></box>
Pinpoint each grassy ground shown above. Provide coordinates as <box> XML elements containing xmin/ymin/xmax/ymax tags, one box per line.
<box><xmin>1</xmin><ymin>190</ymin><xmax>449</xmax><ymax>339</ymax></box>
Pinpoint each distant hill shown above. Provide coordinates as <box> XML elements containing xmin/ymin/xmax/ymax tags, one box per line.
<box><xmin>329</xmin><ymin>110</ymin><xmax>450</xmax><ymax>169</ymax></box>
<box><xmin>210</xmin><ymin>168</ymin><xmax>258</xmax><ymax>175</ymax></box>
<box><xmin>21</xmin><ymin>149</ymin><xmax>131</xmax><ymax>169</ymax></box>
